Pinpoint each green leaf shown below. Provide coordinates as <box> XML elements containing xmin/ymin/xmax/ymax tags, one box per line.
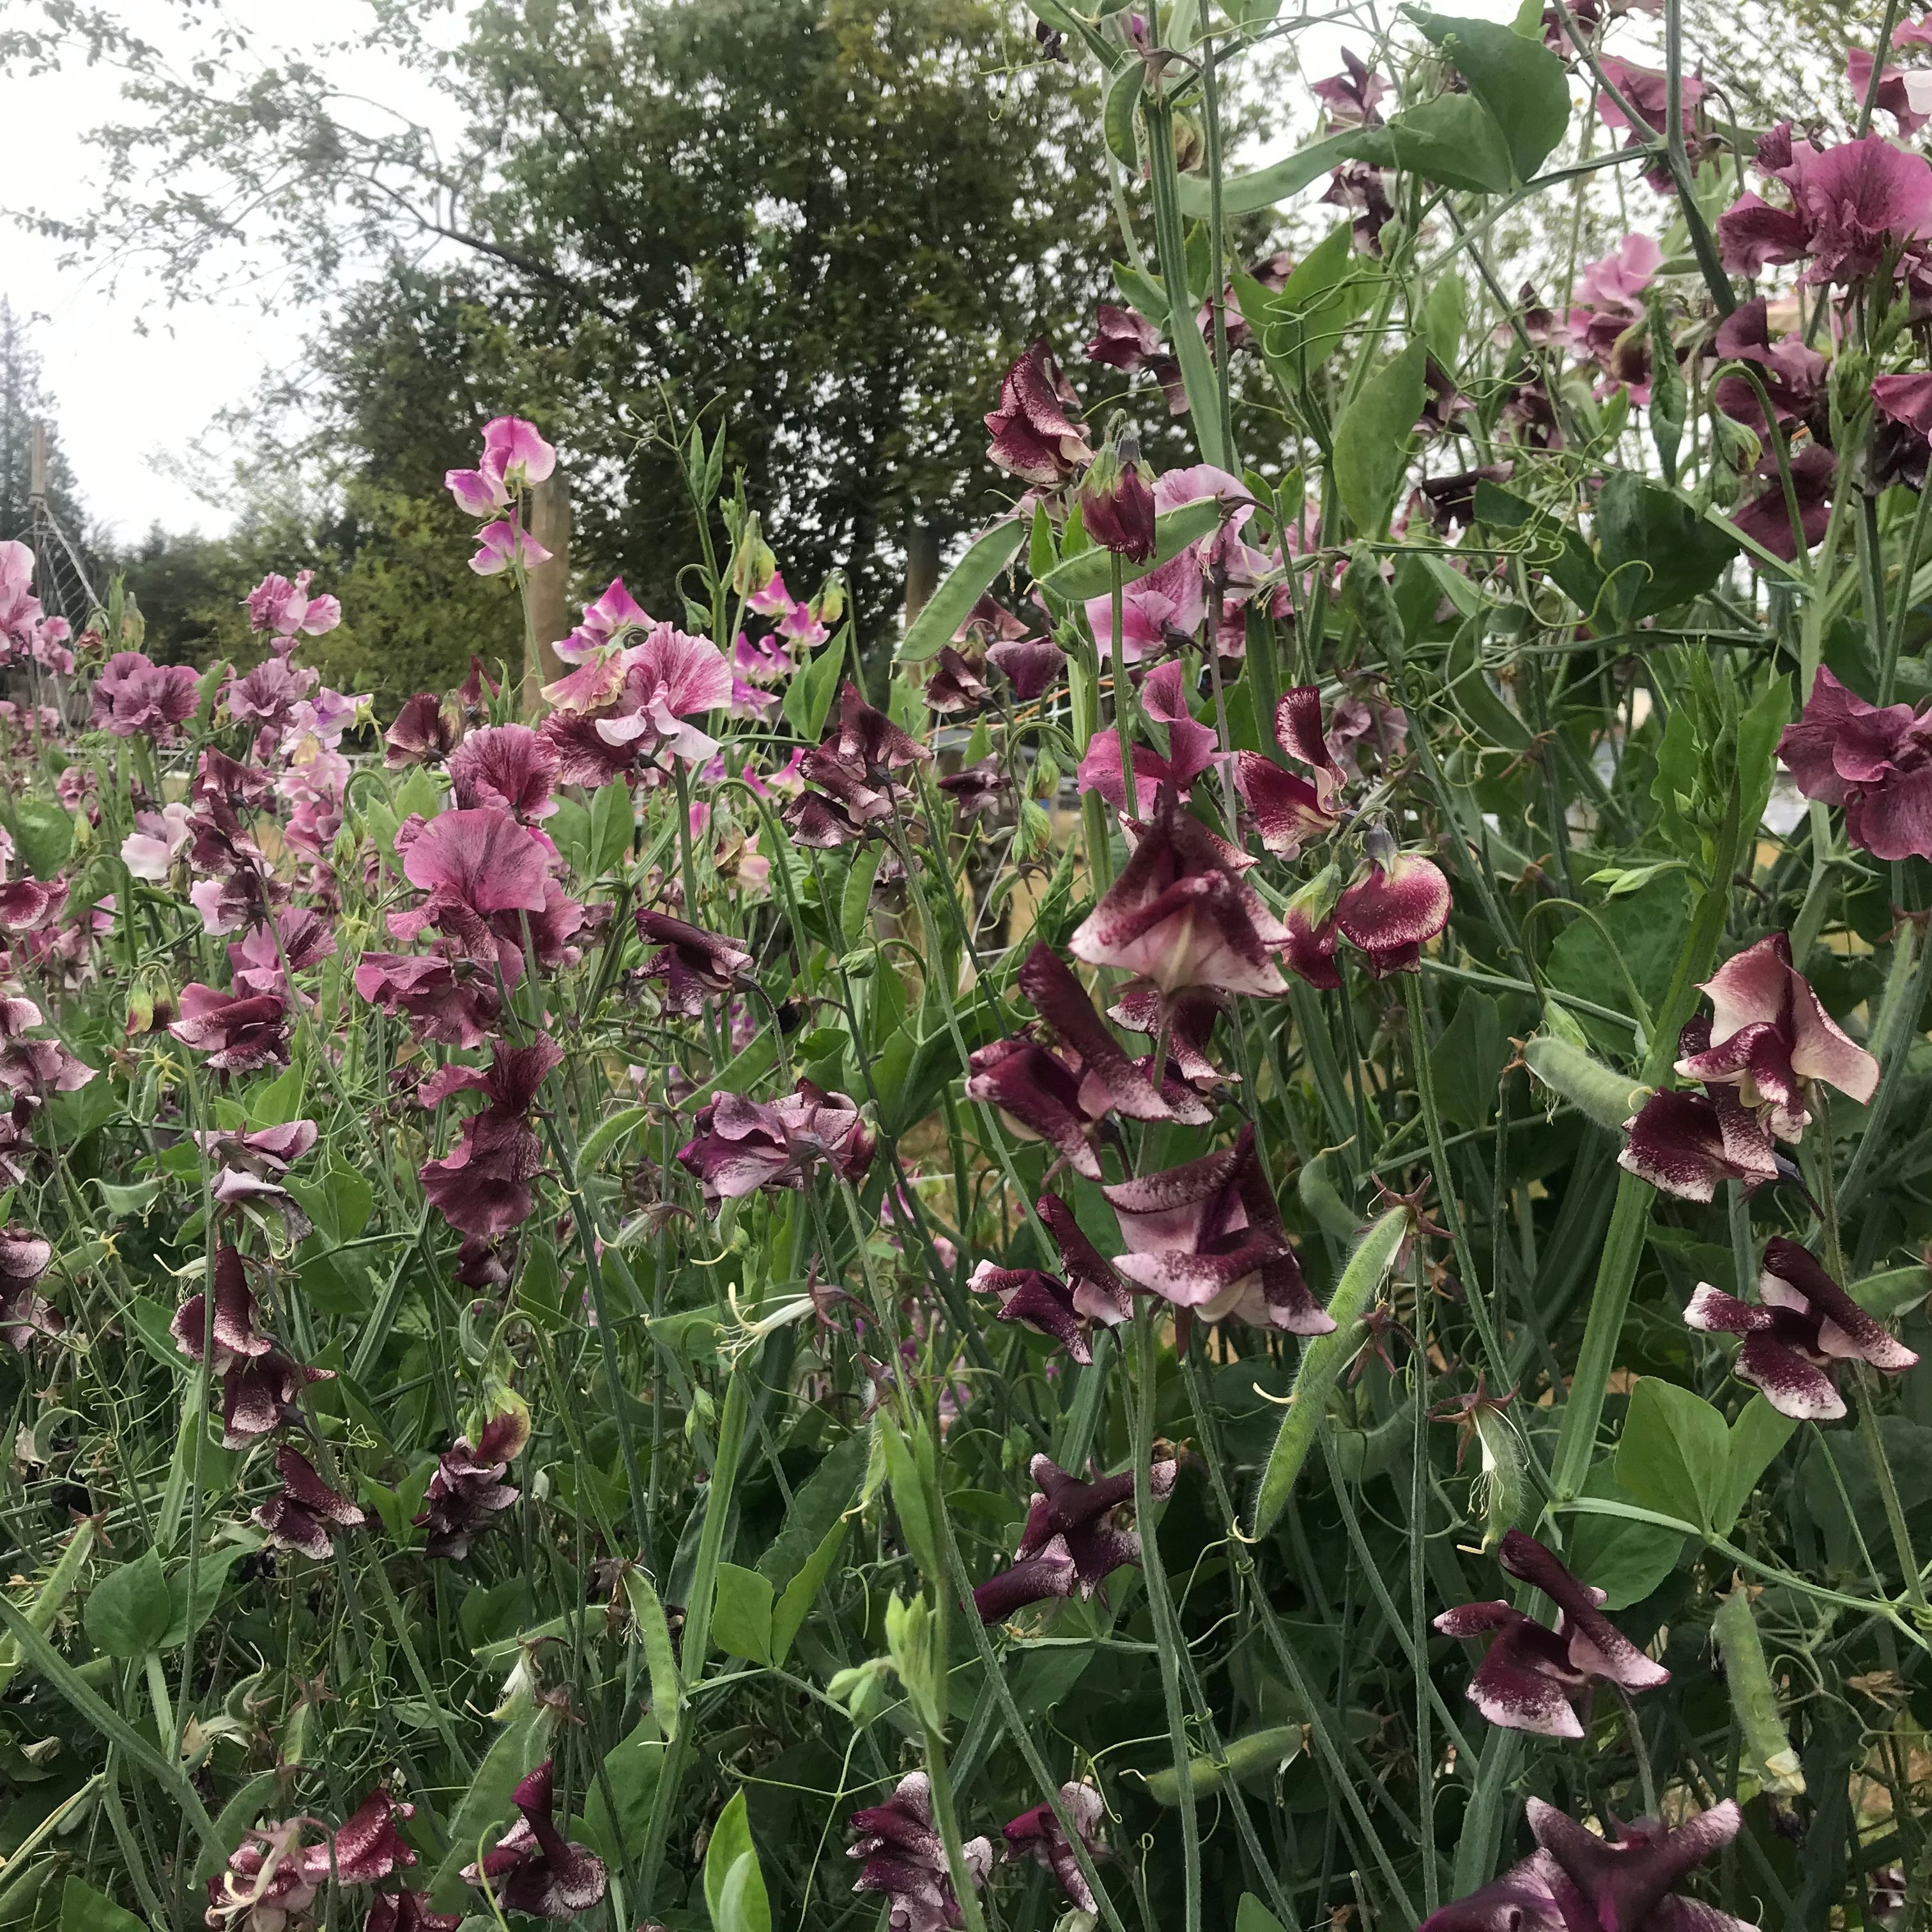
<box><xmin>878</xmin><ymin>1411</ymin><xmax>943</xmax><ymax>1584</ymax></box>
<box><xmin>1853</xmin><ymin>1266</ymin><xmax>1930</xmax><ymax>1319</ymax></box>
<box><xmin>392</xmin><ymin>764</ymin><xmax>443</xmax><ymax>825</ymax></box>
<box><xmin>1616</xmin><ymin>1378</ymin><xmax>1729</xmax><ymax>1533</ymax></box>
<box><xmin>92</xmin><ymin>1176</ymin><xmax>162</xmax><ymax>1218</ymax></box>
<box><xmin>84</xmin><ymin>1551</ymin><xmax>172</xmax><ymax>1659</ymax></box>
<box><xmin>1346</xmin><ymin>92</ymin><xmax>1515</xmax><ymax>195</ymax></box>
<box><xmin>1406</xmin><ymin>8</ymin><xmax>1571</xmax><ymax>180</ymax></box>
<box><xmin>194</xmin><ymin>1770</ymin><xmax>287</xmax><ymax>1883</ymax></box>
<box><xmin>783</xmin><ymin>629</ymin><xmax>847</xmax><ymax>737</ymax></box>
<box><xmin>1331</xmin><ymin>341</ymin><xmax>1427</xmax><ymax>538</ymax></box>
<box><xmin>1237</xmin><ymin>226</ymin><xmax>1383</xmax><ymax>391</ymax></box>
<box><xmin>1430</xmin><ymin>990</ymin><xmax>1508</xmax><ymax>1131</ymax></box>
<box><xmin>244</xmin><ymin>1064</ymin><xmax>307</xmax><ymax>1128</ymax></box>
<box><xmin>1565</xmin><ymin>1462</ymin><xmax>1685</xmax><ymax>1610</ymax></box>
<box><xmin>1036</xmin><ymin>496</ymin><xmax>1230</xmax><ymax>602</ymax></box>
<box><xmin>758</xmin><ymin>1434</ymin><xmax>867</xmax><ymax>1593</ymax></box>
<box><xmin>712</xmin><ymin>1563</ymin><xmax>774</xmax><ymax>1666</ymax></box>
<box><xmin>59</xmin><ymin>1877</ymin><xmax>143</xmax><ymax>1932</ymax></box>
<box><xmin>583</xmin><ymin>1716</ymin><xmax>664</xmax><ymax>1862</ymax></box>
<box><xmin>768</xmin><ymin>1517</ymin><xmax>851</xmax><ymax>1667</ymax></box>
<box><xmin>1712</xmin><ymin>1395</ymin><xmax>1798</xmax><ymax>1538</ymax></box>
<box><xmin>1176</xmin><ymin>130</ymin><xmax>1359</xmax><ymax>215</ymax></box>
<box><xmin>1421</xmin><ymin>270</ymin><xmax>1468</xmax><ymax>369</ymax></box>
<box><xmin>1252</xmin><ymin>1209</ymin><xmax>1408</xmax><ymax>1535</ymax></box>
<box><xmin>590</xmin><ymin>777</ymin><xmax>635</xmax><ymax>877</ymax></box>
<box><xmin>8</xmin><ymin>799</ymin><xmax>74</xmax><ymax>881</ymax></box>
<box><xmin>841</xmin><ymin>846</ymin><xmax>884</xmax><ymax>949</ymax></box>
<box><xmin>1236</xmin><ymin>1896</ymin><xmax>1291</xmax><ymax>1932</ymax></box>
<box><xmin>898</xmin><ymin>520</ymin><xmax>1025</xmax><ymax>663</ymax></box>
<box><xmin>1103</xmin><ymin>57</ymin><xmax>1144</xmax><ymax>169</ymax></box>
<box><xmin>161</xmin><ymin>1542</ymin><xmax>254</xmax><ymax>1650</ymax></box>
<box><xmin>1593</xmin><ymin>473</ymin><xmax>1740</xmax><ymax>622</ymax></box>
<box><xmin>704</xmin><ymin>1790</ymin><xmax>772</xmax><ymax>1932</ymax></box>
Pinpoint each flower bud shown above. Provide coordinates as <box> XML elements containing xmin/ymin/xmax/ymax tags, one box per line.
<box><xmin>729</xmin><ymin>512</ymin><xmax>778</xmax><ymax>600</ymax></box>
<box><xmin>1079</xmin><ymin>429</ymin><xmax>1158</xmax><ymax>564</ymax></box>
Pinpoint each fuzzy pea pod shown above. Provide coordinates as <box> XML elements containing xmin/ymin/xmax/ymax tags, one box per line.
<box><xmin>1713</xmin><ymin>1587</ymin><xmax>1805</xmax><ymax>1797</ymax></box>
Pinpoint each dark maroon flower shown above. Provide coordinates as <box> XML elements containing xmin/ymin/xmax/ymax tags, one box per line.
<box><xmin>985</xmin><ymin>635</ymin><xmax>1067</xmax><ymax>700</ymax></box>
<box><xmin>1777</xmin><ymin>666</ymin><xmax>1932</xmax><ymax>861</ymax></box>
<box><xmin>1070</xmin><ymin>789</ymin><xmax>1289</xmax><ymax>998</ymax></box>
<box><xmin>253</xmin><ymin>1443</ymin><xmax>367</xmax><ymax>1559</ymax></box>
<box><xmin>635</xmin><ymin>910</ymin><xmax>754</xmax><ymax>1015</ymax></box>
<box><xmin>90</xmin><ymin>650</ymin><xmax>201</xmax><ymax>738</ymax></box>
<box><xmin>1322</xmin><ymin>161</ymin><xmax>1393</xmax><ymax>255</ymax></box>
<box><xmin>0</xmin><ymin>997</ymin><xmax>94</xmax><ymax>1099</ymax></box>
<box><xmin>1710</xmin><ymin>298</ymin><xmax>1826</xmax><ymax>438</ymax></box>
<box><xmin>415</xmin><ymin>1406</ymin><xmax>528</xmax><ymax>1559</ymax></box>
<box><xmin>1434</xmin><ymin>1529</ymin><xmax>1667</xmax><ymax>1738</ymax></box>
<box><xmin>1002</xmin><ymin>1783</ymin><xmax>1107</xmax><ymax>1913</ymax></box>
<box><xmin>1874</xmin><ymin>370</ymin><xmax>1932</xmax><ymax>490</ymax></box>
<box><xmin>1311</xmin><ymin>46</ymin><xmax>1386</xmax><ymax>126</ymax></box>
<box><xmin>385</xmin><ymin>692</ymin><xmax>457</xmax><ymax>767</ymax></box>
<box><xmin>974</xmin><ymin>1453</ymin><xmax>1179</xmax><ymax>1622</ymax></box>
<box><xmin>1412</xmin><ymin>463</ymin><xmax>1515</xmax><ymax>536</ymax></box>
<box><xmin>848</xmin><ymin>1773</ymin><xmax>994</xmax><ymax>1932</ymax></box>
<box><xmin>354</xmin><ymin>951</ymin><xmax>500</xmax><ymax>1050</ymax></box>
<box><xmin>785</xmin><ymin>684</ymin><xmax>930</xmax><ymax>848</ymax></box>
<box><xmin>461</xmin><ymin>1759</ymin><xmax>606</xmax><ymax>1919</ymax></box>
<box><xmin>0</xmin><ymin>1227</ymin><xmax>58</xmax><ymax>1352</ymax></box>
<box><xmin>388</xmin><ymin>808</ymin><xmax>556</xmax><ymax>975</ymax></box>
<box><xmin>1080</xmin><ymin>438</ymin><xmax>1158</xmax><ymax>564</ymax></box>
<box><xmin>1735</xmin><ymin>443</ymin><xmax>1835</xmax><ymax>562</ymax></box>
<box><xmin>0</xmin><ymin>878</ymin><xmax>61</xmax><ymax>933</ymax></box>
<box><xmin>986</xmin><ymin>338</ymin><xmax>1092</xmax><ymax>486</ymax></box>
<box><xmin>169</xmin><ymin>983</ymin><xmax>291</xmax><ymax>1075</ymax></box>
<box><xmin>1618</xmin><ymin>1027</ymin><xmax>1784</xmax><ymax>1204</ymax></box>
<box><xmin>225</xmin><ymin>1350</ymin><xmax>333</xmax><ymax>1450</ymax></box>
<box><xmin>1108</xmin><ymin>982</ymin><xmax>1229</xmax><ymax>1087</ymax></box>
<box><xmin>1335</xmin><ymin>829</ymin><xmax>1451</xmax><ymax>977</ymax></box>
<box><xmin>1037</xmin><ymin>1191</ymin><xmax>1135</xmax><ymax>1326</ymax></box>
<box><xmin>677</xmin><ymin>1080</ymin><xmax>875</xmax><ymax>1204</ymax></box>
<box><xmin>923</xmin><ymin>647</ymin><xmax>993</xmax><ymax>716</ymax></box>
<box><xmin>207</xmin><ymin>1820</ymin><xmax>325</xmax><ymax>1931</ymax></box>
<box><xmin>971</xmin><ymin>1262</ymin><xmax>1108</xmax><ymax>1363</ymax></box>
<box><xmin>1100</xmin><ymin>1123</ymin><xmax>1327</xmax><ymax>1330</ymax></box>
<box><xmin>418</xmin><ymin>1038</ymin><xmax>562</xmax><ymax>1239</ymax></box>
<box><xmin>1416</xmin><ymin>1798</ymin><xmax>1751</xmax><ymax>1932</ymax></box>
<box><xmin>1687</xmin><ymin>1237</ymin><xmax>1918</xmax><ymax>1421</ymax></box>
<box><xmin>364</xmin><ymin>1890</ymin><xmax>462</xmax><ymax>1932</ymax></box>
<box><xmin>1674</xmin><ymin>932</ymin><xmax>1877</xmax><ymax>1140</ymax></box>
<box><xmin>227</xmin><ymin>906</ymin><xmax>337</xmax><ymax>1002</ymax></box>
<box><xmin>1235</xmin><ymin>686</ymin><xmax>1345</xmax><ymax>859</ymax></box>
<box><xmin>449</xmin><ymin>724</ymin><xmax>558</xmax><ymax>822</ymax></box>
<box><xmin>1085</xmin><ymin>305</ymin><xmax>1188</xmax><ymax>416</ymax></box>
<box><xmin>937</xmin><ymin>756</ymin><xmax>1006</xmax><ymax>821</ymax></box>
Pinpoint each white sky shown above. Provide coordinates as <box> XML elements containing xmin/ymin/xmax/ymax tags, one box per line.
<box><xmin>0</xmin><ymin>0</ymin><xmax>463</xmax><ymax>545</ymax></box>
<box><xmin>1</xmin><ymin>0</ymin><xmax>1520</xmax><ymax>546</ymax></box>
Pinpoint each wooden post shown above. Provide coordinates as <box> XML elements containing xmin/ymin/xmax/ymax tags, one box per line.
<box><xmin>28</xmin><ymin>420</ymin><xmax>47</xmax><ymax>512</ymax></box>
<box><xmin>904</xmin><ymin>523</ymin><xmax>940</xmax><ymax>628</ymax></box>
<box><xmin>523</xmin><ymin>470</ymin><xmax>572</xmax><ymax>713</ymax></box>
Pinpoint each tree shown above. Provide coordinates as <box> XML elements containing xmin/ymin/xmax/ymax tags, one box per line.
<box><xmin>32</xmin><ymin>0</ymin><xmax>1121</xmax><ymax>680</ymax></box>
<box><xmin>0</xmin><ymin>300</ymin><xmax>93</xmax><ymax>601</ymax></box>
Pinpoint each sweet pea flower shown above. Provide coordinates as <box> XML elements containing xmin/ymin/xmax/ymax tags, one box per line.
<box><xmin>1085</xmin><ymin>303</ymin><xmax>1188</xmax><ymax>415</ymax></box>
<box><xmin>1673</xmin><ymin>933</ymin><xmax>1877</xmax><ymax>1139</ymax></box>
<box><xmin>1719</xmin><ymin>128</ymin><xmax>1932</xmax><ymax>285</ymax></box>
<box><xmin>1101</xmin><ymin>1123</ymin><xmax>1328</xmax><ymax>1330</ymax></box>
<box><xmin>415</xmin><ymin>1404</ymin><xmax>528</xmax><ymax>1558</ymax></box>
<box><xmin>388</xmin><ymin>808</ymin><xmax>564</xmax><ymax>976</ymax></box>
<box><xmin>1850</xmin><ymin>40</ymin><xmax>1932</xmax><ymax>136</ymax></box>
<box><xmin>973</xmin><ymin>1453</ymin><xmax>1179</xmax><ymax>1621</ymax></box>
<box><xmin>1873</xmin><ymin>370</ymin><xmax>1932</xmax><ymax>489</ymax></box>
<box><xmin>1618</xmin><ymin>1025</ymin><xmax>1785</xmax><ymax>1204</ymax></box>
<box><xmin>1686</xmin><ymin>1237</ymin><xmax>1918</xmax><ymax>1420</ymax></box>
<box><xmin>446</xmin><ymin>415</ymin><xmax>556</xmax><ymax>516</ymax></box>
<box><xmin>848</xmin><ymin>1774</ymin><xmax>993</xmax><ymax>1932</ymax></box>
<box><xmin>0</xmin><ymin>877</ymin><xmax>63</xmax><ymax>934</ymax></box>
<box><xmin>986</xmin><ymin>633</ymin><xmax>1066</xmax><ymax>700</ymax></box>
<box><xmin>90</xmin><ymin>650</ymin><xmax>201</xmax><ymax>739</ymax></box>
<box><xmin>418</xmin><ymin>1038</ymin><xmax>562</xmax><ymax>1238</ymax></box>
<box><xmin>252</xmin><ymin>1443</ymin><xmax>366</xmax><ymax>1559</ymax></box>
<box><xmin>1777</xmin><ymin>666</ymin><xmax>1932</xmax><ymax>860</ymax></box>
<box><xmin>543</xmin><ymin>621</ymin><xmax>732</xmax><ymax>769</ymax></box>
<box><xmin>1002</xmin><ymin>1784</ymin><xmax>1108</xmax><ymax>1914</ymax></box>
<box><xmin>468</xmin><ymin>519</ymin><xmax>551</xmax><ymax>578</ymax></box>
<box><xmin>1335</xmin><ymin>829</ymin><xmax>1452</xmax><ymax>978</ymax></box>
<box><xmin>1416</xmin><ymin>1798</ymin><xmax>1751</xmax><ymax>1932</ymax></box>
<box><xmin>785</xmin><ymin>683</ymin><xmax>931</xmax><ymax>848</ymax></box>
<box><xmin>1070</xmin><ymin>788</ymin><xmax>1290</xmax><ymax>999</ymax></box>
<box><xmin>556</xmin><ymin>576</ymin><xmax>650</xmax><ymax>663</ymax></box>
<box><xmin>1312</xmin><ymin>46</ymin><xmax>1386</xmax><ymax>126</ymax></box>
<box><xmin>0</xmin><ymin>1227</ymin><xmax>59</xmax><ymax>1352</ymax></box>
<box><xmin>225</xmin><ymin>656</ymin><xmax>318</xmax><ymax>728</ymax></box>
<box><xmin>460</xmin><ymin>1759</ymin><xmax>606</xmax><ymax>1920</ymax></box>
<box><xmin>449</xmin><ymin>723</ymin><xmax>559</xmax><ymax>821</ymax></box>
<box><xmin>1078</xmin><ymin>661</ymin><xmax>1220</xmax><ymax>813</ymax></box>
<box><xmin>1080</xmin><ymin>433</ymin><xmax>1158</xmax><ymax>562</ymax></box>
<box><xmin>922</xmin><ymin>646</ymin><xmax>992</xmax><ymax>716</ymax></box>
<box><xmin>1082</xmin><ymin>463</ymin><xmax>1247</xmax><ymax>663</ymax></box>
<box><xmin>677</xmin><ymin>1080</ymin><xmax>875</xmax><ymax>1204</ymax></box>
<box><xmin>354</xmin><ymin>951</ymin><xmax>501</xmax><ymax>1050</ymax></box>
<box><xmin>385</xmin><ymin>693</ymin><xmax>458</xmax><ymax>767</ymax></box>
<box><xmin>634</xmin><ymin>909</ymin><xmax>754</xmax><ymax>1014</ymax></box>
<box><xmin>169</xmin><ymin>984</ymin><xmax>291</xmax><ymax>1075</ymax></box>
<box><xmin>1435</xmin><ymin>1529</ymin><xmax>1667</xmax><ymax>1738</ymax></box>
<box><xmin>172</xmin><ymin>1246</ymin><xmax>331</xmax><ymax>1448</ymax></box>
<box><xmin>1733</xmin><ymin>443</ymin><xmax>1835</xmax><ymax>562</ymax></box>
<box><xmin>1235</xmin><ymin>687</ymin><xmax>1346</xmax><ymax>859</ymax></box>
<box><xmin>1710</xmin><ymin>296</ymin><xmax>1827</xmax><ymax>439</ymax></box>
<box><xmin>245</xmin><ymin>569</ymin><xmax>341</xmax><ymax>643</ymax></box>
<box><xmin>972</xmin><ymin>1262</ymin><xmax>1111</xmax><ymax>1363</ymax></box>
<box><xmin>985</xmin><ymin>337</ymin><xmax>1092</xmax><ymax>486</ymax></box>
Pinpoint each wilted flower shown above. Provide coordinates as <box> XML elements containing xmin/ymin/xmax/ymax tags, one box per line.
<box><xmin>677</xmin><ymin>1080</ymin><xmax>875</xmax><ymax>1203</ymax></box>
<box><xmin>635</xmin><ymin>910</ymin><xmax>753</xmax><ymax>1013</ymax></box>
<box><xmin>1434</xmin><ymin>1529</ymin><xmax>1668</xmax><ymax>1738</ymax></box>
<box><xmin>1070</xmin><ymin>789</ymin><xmax>1290</xmax><ymax>999</ymax></box>
<box><xmin>90</xmin><ymin>650</ymin><xmax>201</xmax><ymax>739</ymax></box>
<box><xmin>253</xmin><ymin>1443</ymin><xmax>367</xmax><ymax>1558</ymax></box>
<box><xmin>1002</xmin><ymin>1783</ymin><xmax>1107</xmax><ymax>1913</ymax></box>
<box><xmin>0</xmin><ymin>1227</ymin><xmax>59</xmax><ymax>1351</ymax></box>
<box><xmin>461</xmin><ymin>1759</ymin><xmax>606</xmax><ymax>1919</ymax></box>
<box><xmin>169</xmin><ymin>984</ymin><xmax>291</xmax><ymax>1075</ymax></box>
<box><xmin>848</xmin><ymin>1772</ymin><xmax>993</xmax><ymax>1932</ymax></box>
<box><xmin>1416</xmin><ymin>1798</ymin><xmax>1751</xmax><ymax>1932</ymax></box>
<box><xmin>415</xmin><ymin>1404</ymin><xmax>529</xmax><ymax>1558</ymax></box>
<box><xmin>985</xmin><ymin>337</ymin><xmax>1092</xmax><ymax>486</ymax></box>
<box><xmin>1687</xmin><ymin>1237</ymin><xmax>1918</xmax><ymax>1420</ymax></box>
<box><xmin>973</xmin><ymin>1453</ymin><xmax>1179</xmax><ymax>1621</ymax></box>
<box><xmin>418</xmin><ymin>1038</ymin><xmax>562</xmax><ymax>1238</ymax></box>
<box><xmin>1777</xmin><ymin>666</ymin><xmax>1932</xmax><ymax>861</ymax></box>
<box><xmin>1673</xmin><ymin>932</ymin><xmax>1878</xmax><ymax>1138</ymax></box>
<box><xmin>923</xmin><ymin>647</ymin><xmax>992</xmax><ymax>717</ymax></box>
<box><xmin>786</xmin><ymin>683</ymin><xmax>931</xmax><ymax>847</ymax></box>
<box><xmin>1100</xmin><ymin>1123</ymin><xmax>1328</xmax><ymax>1330</ymax></box>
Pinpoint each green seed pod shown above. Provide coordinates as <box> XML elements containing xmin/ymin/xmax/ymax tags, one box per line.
<box><xmin>1713</xmin><ymin>1586</ymin><xmax>1805</xmax><ymax>1797</ymax></box>
<box><xmin>1520</xmin><ymin>1032</ymin><xmax>1650</xmax><ymax>1131</ymax></box>
<box><xmin>1471</xmin><ymin>1404</ymin><xmax>1526</xmax><ymax>1553</ymax></box>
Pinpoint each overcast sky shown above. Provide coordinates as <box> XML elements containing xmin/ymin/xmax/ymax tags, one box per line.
<box><xmin>2</xmin><ymin>0</ymin><xmax>1522</xmax><ymax>548</ymax></box>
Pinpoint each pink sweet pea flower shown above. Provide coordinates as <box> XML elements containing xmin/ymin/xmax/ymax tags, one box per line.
<box><xmin>482</xmin><ymin>415</ymin><xmax>556</xmax><ymax>488</ymax></box>
<box><xmin>1575</xmin><ymin>233</ymin><xmax>1662</xmax><ymax>309</ymax></box>
<box><xmin>1077</xmin><ymin>661</ymin><xmax>1218</xmax><ymax>813</ymax></box>
<box><xmin>468</xmin><ymin>519</ymin><xmax>552</xmax><ymax>578</ymax></box>
<box><xmin>556</xmin><ymin>576</ymin><xmax>650</xmax><ymax>663</ymax></box>
<box><xmin>90</xmin><ymin>651</ymin><xmax>202</xmax><ymax>739</ymax></box>
<box><xmin>450</xmin><ymin>723</ymin><xmax>559</xmax><ymax>822</ymax></box>
<box><xmin>1082</xmin><ymin>463</ymin><xmax>1248</xmax><ymax>662</ymax></box>
<box><xmin>591</xmin><ymin>622</ymin><xmax>733</xmax><ymax>765</ymax></box>
<box><xmin>677</xmin><ymin>1080</ymin><xmax>875</xmax><ymax>1204</ymax></box>
<box><xmin>121</xmin><ymin>802</ymin><xmax>194</xmax><ymax>881</ymax></box>
<box><xmin>1720</xmin><ymin>129</ymin><xmax>1932</xmax><ymax>284</ymax></box>
<box><xmin>244</xmin><ymin>569</ymin><xmax>341</xmax><ymax>643</ymax></box>
<box><xmin>1848</xmin><ymin>45</ymin><xmax>1932</xmax><ymax>136</ymax></box>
